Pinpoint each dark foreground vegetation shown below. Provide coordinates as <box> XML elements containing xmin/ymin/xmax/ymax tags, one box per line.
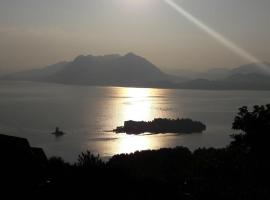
<box><xmin>1</xmin><ymin>105</ymin><xmax>270</xmax><ymax>199</ymax></box>
<box><xmin>113</xmin><ymin>118</ymin><xmax>206</xmax><ymax>135</ymax></box>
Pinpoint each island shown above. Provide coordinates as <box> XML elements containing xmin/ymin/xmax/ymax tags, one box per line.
<box><xmin>113</xmin><ymin>118</ymin><xmax>206</xmax><ymax>135</ymax></box>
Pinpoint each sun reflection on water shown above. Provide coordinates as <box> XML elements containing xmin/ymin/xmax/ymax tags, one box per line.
<box><xmin>120</xmin><ymin>87</ymin><xmax>153</xmax><ymax>121</ymax></box>
<box><xmin>87</xmin><ymin>87</ymin><xmax>168</xmax><ymax>156</ymax></box>
<box><xmin>115</xmin><ymin>87</ymin><xmax>159</xmax><ymax>154</ymax></box>
<box><xmin>115</xmin><ymin>134</ymin><xmax>151</xmax><ymax>155</ymax></box>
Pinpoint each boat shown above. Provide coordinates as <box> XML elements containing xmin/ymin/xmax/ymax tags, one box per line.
<box><xmin>51</xmin><ymin>127</ymin><xmax>66</xmax><ymax>137</ymax></box>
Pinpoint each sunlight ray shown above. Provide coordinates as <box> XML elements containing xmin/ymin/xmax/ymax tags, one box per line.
<box><xmin>164</xmin><ymin>0</ymin><xmax>270</xmax><ymax>74</ymax></box>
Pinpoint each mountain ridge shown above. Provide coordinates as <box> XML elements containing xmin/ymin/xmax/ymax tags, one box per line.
<box><xmin>2</xmin><ymin>53</ymin><xmax>187</xmax><ymax>87</ymax></box>
<box><xmin>2</xmin><ymin>53</ymin><xmax>270</xmax><ymax>90</ymax></box>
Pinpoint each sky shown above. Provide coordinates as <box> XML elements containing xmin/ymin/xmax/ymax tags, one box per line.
<box><xmin>0</xmin><ymin>0</ymin><xmax>269</xmax><ymax>73</ymax></box>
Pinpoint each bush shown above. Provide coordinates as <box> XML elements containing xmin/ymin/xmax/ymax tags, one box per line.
<box><xmin>76</xmin><ymin>151</ymin><xmax>104</xmax><ymax>169</ymax></box>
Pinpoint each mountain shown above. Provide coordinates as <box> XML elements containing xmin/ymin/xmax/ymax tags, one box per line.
<box><xmin>3</xmin><ymin>55</ymin><xmax>270</xmax><ymax>90</ymax></box>
<box><xmin>2</xmin><ymin>53</ymin><xmax>187</xmax><ymax>87</ymax></box>
<box><xmin>175</xmin><ymin>62</ymin><xmax>270</xmax><ymax>90</ymax></box>
<box><xmin>200</xmin><ymin>68</ymin><xmax>231</xmax><ymax>80</ymax></box>
<box><xmin>175</xmin><ymin>74</ymin><xmax>270</xmax><ymax>90</ymax></box>
<box><xmin>170</xmin><ymin>62</ymin><xmax>270</xmax><ymax>81</ymax></box>
<box><xmin>230</xmin><ymin>62</ymin><xmax>270</xmax><ymax>75</ymax></box>
<box><xmin>168</xmin><ymin>68</ymin><xmax>230</xmax><ymax>80</ymax></box>
<box><xmin>3</xmin><ymin>61</ymin><xmax>68</xmax><ymax>81</ymax></box>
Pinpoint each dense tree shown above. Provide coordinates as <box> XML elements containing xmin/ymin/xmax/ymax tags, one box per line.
<box><xmin>231</xmin><ymin>104</ymin><xmax>270</xmax><ymax>153</ymax></box>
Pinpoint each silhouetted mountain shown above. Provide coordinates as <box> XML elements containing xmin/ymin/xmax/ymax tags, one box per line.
<box><xmin>3</xmin><ymin>61</ymin><xmax>68</xmax><ymax>81</ymax></box>
<box><xmin>171</xmin><ymin>62</ymin><xmax>270</xmax><ymax>81</ymax></box>
<box><xmin>169</xmin><ymin>68</ymin><xmax>230</xmax><ymax>80</ymax></box>
<box><xmin>176</xmin><ymin>73</ymin><xmax>270</xmax><ymax>90</ymax></box>
<box><xmin>173</xmin><ymin>62</ymin><xmax>270</xmax><ymax>90</ymax></box>
<box><xmin>47</xmin><ymin>53</ymin><xmax>180</xmax><ymax>86</ymax></box>
<box><xmin>201</xmin><ymin>68</ymin><xmax>231</xmax><ymax>80</ymax></box>
<box><xmin>2</xmin><ymin>53</ymin><xmax>187</xmax><ymax>87</ymax></box>
<box><xmin>230</xmin><ymin>62</ymin><xmax>270</xmax><ymax>75</ymax></box>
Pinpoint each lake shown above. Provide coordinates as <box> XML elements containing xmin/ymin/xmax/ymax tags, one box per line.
<box><xmin>0</xmin><ymin>81</ymin><xmax>270</xmax><ymax>162</ymax></box>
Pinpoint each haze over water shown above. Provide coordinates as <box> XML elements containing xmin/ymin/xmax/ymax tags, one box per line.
<box><xmin>1</xmin><ymin>81</ymin><xmax>270</xmax><ymax>162</ymax></box>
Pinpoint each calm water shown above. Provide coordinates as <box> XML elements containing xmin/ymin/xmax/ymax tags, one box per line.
<box><xmin>1</xmin><ymin>81</ymin><xmax>270</xmax><ymax>162</ymax></box>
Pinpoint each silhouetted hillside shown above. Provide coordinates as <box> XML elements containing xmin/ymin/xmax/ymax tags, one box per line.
<box><xmin>0</xmin><ymin>134</ymin><xmax>47</xmax><ymax>194</ymax></box>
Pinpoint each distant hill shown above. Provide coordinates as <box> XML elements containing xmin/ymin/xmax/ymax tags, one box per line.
<box><xmin>2</xmin><ymin>53</ymin><xmax>187</xmax><ymax>87</ymax></box>
<box><xmin>200</xmin><ymin>68</ymin><xmax>231</xmax><ymax>80</ymax></box>
<box><xmin>165</xmin><ymin>62</ymin><xmax>270</xmax><ymax>90</ymax></box>
<box><xmin>175</xmin><ymin>63</ymin><xmax>270</xmax><ymax>90</ymax></box>
<box><xmin>204</xmin><ymin>62</ymin><xmax>270</xmax><ymax>81</ymax></box>
<box><xmin>230</xmin><ymin>62</ymin><xmax>270</xmax><ymax>75</ymax></box>
<box><xmin>174</xmin><ymin>75</ymin><xmax>270</xmax><ymax>90</ymax></box>
<box><xmin>3</xmin><ymin>61</ymin><xmax>68</xmax><ymax>81</ymax></box>
<box><xmin>169</xmin><ymin>68</ymin><xmax>231</xmax><ymax>80</ymax></box>
<box><xmin>170</xmin><ymin>62</ymin><xmax>270</xmax><ymax>81</ymax></box>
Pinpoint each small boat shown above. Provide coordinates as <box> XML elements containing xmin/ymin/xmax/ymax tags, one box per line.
<box><xmin>51</xmin><ymin>127</ymin><xmax>66</xmax><ymax>137</ymax></box>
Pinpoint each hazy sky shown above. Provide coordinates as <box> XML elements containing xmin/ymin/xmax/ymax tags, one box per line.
<box><xmin>0</xmin><ymin>0</ymin><xmax>269</xmax><ymax>73</ymax></box>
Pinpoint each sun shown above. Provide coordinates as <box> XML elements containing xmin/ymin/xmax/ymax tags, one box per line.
<box><xmin>129</xmin><ymin>0</ymin><xmax>146</xmax><ymax>4</ymax></box>
<box><xmin>120</xmin><ymin>0</ymin><xmax>151</xmax><ymax>8</ymax></box>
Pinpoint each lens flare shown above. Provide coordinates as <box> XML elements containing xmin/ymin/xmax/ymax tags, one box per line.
<box><xmin>164</xmin><ymin>0</ymin><xmax>270</xmax><ymax>74</ymax></box>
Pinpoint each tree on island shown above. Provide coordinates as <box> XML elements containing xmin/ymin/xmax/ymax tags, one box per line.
<box><xmin>114</xmin><ymin>118</ymin><xmax>206</xmax><ymax>135</ymax></box>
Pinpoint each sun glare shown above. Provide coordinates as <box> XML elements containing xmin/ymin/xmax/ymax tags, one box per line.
<box><xmin>121</xmin><ymin>88</ymin><xmax>153</xmax><ymax>121</ymax></box>
<box><xmin>116</xmin><ymin>135</ymin><xmax>151</xmax><ymax>154</ymax></box>
<box><xmin>125</xmin><ymin>87</ymin><xmax>149</xmax><ymax>99</ymax></box>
